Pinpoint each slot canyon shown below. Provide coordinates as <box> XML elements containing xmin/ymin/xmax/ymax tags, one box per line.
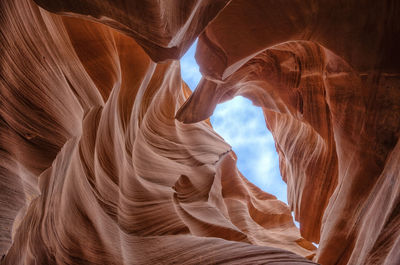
<box><xmin>0</xmin><ymin>0</ymin><xmax>399</xmax><ymax>264</ymax></box>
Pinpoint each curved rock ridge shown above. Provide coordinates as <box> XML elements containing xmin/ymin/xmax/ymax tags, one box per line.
<box><xmin>33</xmin><ymin>0</ymin><xmax>231</xmax><ymax>62</ymax></box>
<box><xmin>1</xmin><ymin>0</ymin><xmax>316</xmax><ymax>264</ymax></box>
<box><xmin>1</xmin><ymin>0</ymin><xmax>399</xmax><ymax>264</ymax></box>
<box><xmin>176</xmin><ymin>1</ymin><xmax>400</xmax><ymax>264</ymax></box>
<box><xmin>194</xmin><ymin>0</ymin><xmax>400</xmax><ymax>80</ymax></box>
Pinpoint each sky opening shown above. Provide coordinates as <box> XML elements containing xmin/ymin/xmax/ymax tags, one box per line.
<box><xmin>180</xmin><ymin>40</ymin><xmax>289</xmax><ymax>203</ymax></box>
<box><xmin>179</xmin><ymin>41</ymin><xmax>307</xmax><ymax>230</ymax></box>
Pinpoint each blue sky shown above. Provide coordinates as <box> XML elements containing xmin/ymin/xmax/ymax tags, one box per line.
<box><xmin>180</xmin><ymin>41</ymin><xmax>288</xmax><ymax>204</ymax></box>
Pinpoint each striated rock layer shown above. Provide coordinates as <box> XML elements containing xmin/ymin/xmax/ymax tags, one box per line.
<box><xmin>177</xmin><ymin>1</ymin><xmax>400</xmax><ymax>264</ymax></box>
<box><xmin>0</xmin><ymin>0</ymin><xmax>399</xmax><ymax>264</ymax></box>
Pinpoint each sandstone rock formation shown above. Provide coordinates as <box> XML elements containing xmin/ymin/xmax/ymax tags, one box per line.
<box><xmin>0</xmin><ymin>0</ymin><xmax>399</xmax><ymax>264</ymax></box>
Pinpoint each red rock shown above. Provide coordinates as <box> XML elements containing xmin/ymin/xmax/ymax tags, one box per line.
<box><xmin>1</xmin><ymin>0</ymin><xmax>399</xmax><ymax>264</ymax></box>
<box><xmin>177</xmin><ymin>1</ymin><xmax>400</xmax><ymax>264</ymax></box>
<box><xmin>33</xmin><ymin>0</ymin><xmax>231</xmax><ymax>62</ymax></box>
<box><xmin>0</xmin><ymin>0</ymin><xmax>315</xmax><ymax>264</ymax></box>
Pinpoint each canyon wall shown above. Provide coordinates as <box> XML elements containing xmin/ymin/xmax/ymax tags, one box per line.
<box><xmin>1</xmin><ymin>0</ymin><xmax>399</xmax><ymax>264</ymax></box>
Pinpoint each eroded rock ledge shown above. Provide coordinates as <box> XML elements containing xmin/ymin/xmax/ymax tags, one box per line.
<box><xmin>0</xmin><ymin>0</ymin><xmax>399</xmax><ymax>264</ymax></box>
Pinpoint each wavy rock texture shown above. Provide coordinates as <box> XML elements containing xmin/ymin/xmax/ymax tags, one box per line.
<box><xmin>1</xmin><ymin>0</ymin><xmax>316</xmax><ymax>264</ymax></box>
<box><xmin>177</xmin><ymin>1</ymin><xmax>400</xmax><ymax>264</ymax></box>
<box><xmin>1</xmin><ymin>0</ymin><xmax>399</xmax><ymax>265</ymax></box>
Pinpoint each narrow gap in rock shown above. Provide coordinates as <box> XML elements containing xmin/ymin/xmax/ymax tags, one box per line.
<box><xmin>180</xmin><ymin>41</ymin><xmax>298</xmax><ymax>226</ymax></box>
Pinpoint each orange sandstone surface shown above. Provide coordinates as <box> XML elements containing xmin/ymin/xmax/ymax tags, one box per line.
<box><xmin>0</xmin><ymin>0</ymin><xmax>399</xmax><ymax>264</ymax></box>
